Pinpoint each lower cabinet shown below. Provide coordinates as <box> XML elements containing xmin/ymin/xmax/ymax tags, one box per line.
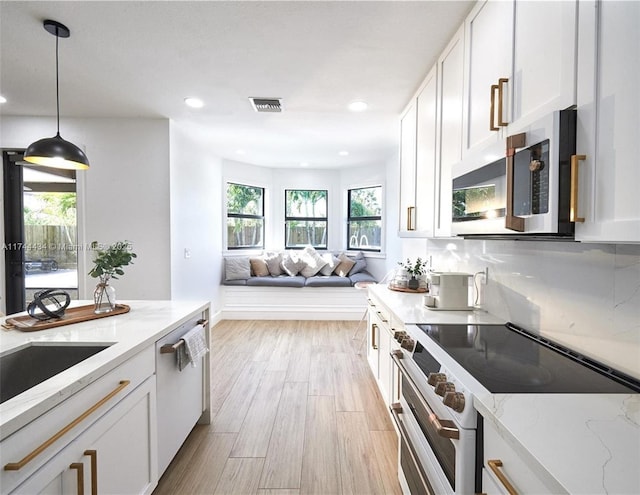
<box><xmin>482</xmin><ymin>417</ymin><xmax>560</xmax><ymax>494</ymax></box>
<box><xmin>12</xmin><ymin>375</ymin><xmax>157</xmax><ymax>495</ymax></box>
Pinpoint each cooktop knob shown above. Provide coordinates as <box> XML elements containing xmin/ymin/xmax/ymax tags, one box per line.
<box><xmin>427</xmin><ymin>372</ymin><xmax>447</xmax><ymax>386</ymax></box>
<box><xmin>400</xmin><ymin>338</ymin><xmax>415</xmax><ymax>351</ymax></box>
<box><xmin>443</xmin><ymin>391</ymin><xmax>466</xmax><ymax>413</ymax></box>
<box><xmin>435</xmin><ymin>381</ymin><xmax>456</xmax><ymax>397</ymax></box>
<box><xmin>394</xmin><ymin>331</ymin><xmax>407</xmax><ymax>342</ymax></box>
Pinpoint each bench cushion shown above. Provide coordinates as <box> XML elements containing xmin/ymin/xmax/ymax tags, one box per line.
<box><xmin>247</xmin><ymin>275</ymin><xmax>306</xmax><ymax>287</ymax></box>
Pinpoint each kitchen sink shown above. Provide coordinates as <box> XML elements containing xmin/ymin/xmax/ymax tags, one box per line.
<box><xmin>0</xmin><ymin>343</ymin><xmax>112</xmax><ymax>404</ymax></box>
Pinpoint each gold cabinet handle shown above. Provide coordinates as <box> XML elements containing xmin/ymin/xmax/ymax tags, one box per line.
<box><xmin>488</xmin><ymin>459</ymin><xmax>518</xmax><ymax>495</ymax></box>
<box><xmin>490</xmin><ymin>84</ymin><xmax>500</xmax><ymax>131</ymax></box>
<box><xmin>70</xmin><ymin>462</ymin><xmax>85</xmax><ymax>495</ymax></box>
<box><xmin>371</xmin><ymin>323</ymin><xmax>378</xmax><ymax>350</ymax></box>
<box><xmin>498</xmin><ymin>78</ymin><xmax>509</xmax><ymax>126</ymax></box>
<box><xmin>376</xmin><ymin>311</ymin><xmax>388</xmax><ymax>323</ymax></box>
<box><xmin>4</xmin><ymin>380</ymin><xmax>130</xmax><ymax>471</ymax></box>
<box><xmin>570</xmin><ymin>154</ymin><xmax>587</xmax><ymax>223</ymax></box>
<box><xmin>84</xmin><ymin>450</ymin><xmax>98</xmax><ymax>495</ymax></box>
<box><xmin>407</xmin><ymin>206</ymin><xmax>415</xmax><ymax>231</ymax></box>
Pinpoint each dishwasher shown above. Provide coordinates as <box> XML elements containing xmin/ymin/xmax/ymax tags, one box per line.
<box><xmin>155</xmin><ymin>316</ymin><xmax>210</xmax><ymax>475</ymax></box>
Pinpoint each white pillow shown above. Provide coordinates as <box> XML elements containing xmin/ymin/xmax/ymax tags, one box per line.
<box><xmin>224</xmin><ymin>257</ymin><xmax>251</xmax><ymax>280</ymax></box>
<box><xmin>280</xmin><ymin>253</ymin><xmax>306</xmax><ymax>276</ymax></box>
<box><xmin>300</xmin><ymin>246</ymin><xmax>328</xmax><ymax>278</ymax></box>
<box><xmin>319</xmin><ymin>253</ymin><xmax>340</xmax><ymax>276</ymax></box>
<box><xmin>263</xmin><ymin>251</ymin><xmax>283</xmax><ymax>276</ymax></box>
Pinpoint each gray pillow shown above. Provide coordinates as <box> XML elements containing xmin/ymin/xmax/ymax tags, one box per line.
<box><xmin>263</xmin><ymin>252</ymin><xmax>283</xmax><ymax>276</ymax></box>
<box><xmin>225</xmin><ymin>257</ymin><xmax>251</xmax><ymax>280</ymax></box>
<box><xmin>347</xmin><ymin>251</ymin><xmax>367</xmax><ymax>275</ymax></box>
<box><xmin>300</xmin><ymin>246</ymin><xmax>328</xmax><ymax>277</ymax></box>
<box><xmin>281</xmin><ymin>253</ymin><xmax>306</xmax><ymax>276</ymax></box>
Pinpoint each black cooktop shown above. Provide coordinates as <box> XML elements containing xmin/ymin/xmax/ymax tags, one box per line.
<box><xmin>415</xmin><ymin>323</ymin><xmax>640</xmax><ymax>394</ymax></box>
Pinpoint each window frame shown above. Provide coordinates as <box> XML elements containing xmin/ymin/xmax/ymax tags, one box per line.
<box><xmin>284</xmin><ymin>189</ymin><xmax>328</xmax><ymax>249</ymax></box>
<box><xmin>225</xmin><ymin>181</ymin><xmax>265</xmax><ymax>251</ymax></box>
<box><xmin>347</xmin><ymin>185</ymin><xmax>382</xmax><ymax>253</ymax></box>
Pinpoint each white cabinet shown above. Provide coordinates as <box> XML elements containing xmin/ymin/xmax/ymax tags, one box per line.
<box><xmin>435</xmin><ymin>25</ymin><xmax>465</xmax><ymax>237</ymax></box>
<box><xmin>13</xmin><ymin>377</ymin><xmax>157</xmax><ymax>495</ymax></box>
<box><xmin>462</xmin><ymin>0</ymin><xmax>514</xmax><ymax>156</ymax></box>
<box><xmin>575</xmin><ymin>0</ymin><xmax>640</xmax><ymax>243</ymax></box>
<box><xmin>398</xmin><ymin>101</ymin><xmax>418</xmax><ymax>235</ymax></box>
<box><xmin>482</xmin><ymin>417</ymin><xmax>560</xmax><ymax>494</ymax></box>
<box><xmin>1</xmin><ymin>347</ymin><xmax>157</xmax><ymax>495</ymax></box>
<box><xmin>462</xmin><ymin>0</ymin><xmax>577</xmax><ymax>161</ymax></box>
<box><xmin>366</xmin><ymin>303</ymin><xmax>381</xmax><ymax>379</ymax></box>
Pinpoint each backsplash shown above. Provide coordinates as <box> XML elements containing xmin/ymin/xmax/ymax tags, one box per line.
<box><xmin>404</xmin><ymin>239</ymin><xmax>640</xmax><ymax>380</ymax></box>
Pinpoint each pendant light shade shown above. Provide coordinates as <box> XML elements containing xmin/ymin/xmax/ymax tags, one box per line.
<box><xmin>24</xmin><ymin>19</ymin><xmax>90</xmax><ymax>170</ymax></box>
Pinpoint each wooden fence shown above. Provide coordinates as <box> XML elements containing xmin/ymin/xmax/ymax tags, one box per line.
<box><xmin>23</xmin><ymin>225</ymin><xmax>78</xmax><ymax>267</ymax></box>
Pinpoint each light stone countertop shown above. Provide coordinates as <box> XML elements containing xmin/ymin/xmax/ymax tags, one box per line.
<box><xmin>369</xmin><ymin>283</ymin><xmax>640</xmax><ymax>495</ymax></box>
<box><xmin>0</xmin><ymin>300</ymin><xmax>209</xmax><ymax>440</ymax></box>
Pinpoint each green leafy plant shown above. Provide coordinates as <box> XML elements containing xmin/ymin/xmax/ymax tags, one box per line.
<box><xmin>89</xmin><ymin>240</ymin><xmax>137</xmax><ymax>284</ymax></box>
<box><xmin>398</xmin><ymin>257</ymin><xmax>427</xmax><ymax>278</ymax></box>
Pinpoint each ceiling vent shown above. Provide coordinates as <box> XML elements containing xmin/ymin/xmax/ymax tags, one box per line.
<box><xmin>249</xmin><ymin>97</ymin><xmax>282</xmax><ymax>113</ymax></box>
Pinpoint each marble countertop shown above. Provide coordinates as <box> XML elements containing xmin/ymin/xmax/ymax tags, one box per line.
<box><xmin>368</xmin><ymin>283</ymin><xmax>505</xmax><ymax>325</ymax></box>
<box><xmin>369</xmin><ymin>284</ymin><xmax>640</xmax><ymax>494</ymax></box>
<box><xmin>0</xmin><ymin>300</ymin><xmax>209</xmax><ymax>440</ymax></box>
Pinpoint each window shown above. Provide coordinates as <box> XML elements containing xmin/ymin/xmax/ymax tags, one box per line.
<box><xmin>348</xmin><ymin>185</ymin><xmax>382</xmax><ymax>252</ymax></box>
<box><xmin>285</xmin><ymin>189</ymin><xmax>327</xmax><ymax>248</ymax></box>
<box><xmin>226</xmin><ymin>182</ymin><xmax>264</xmax><ymax>249</ymax></box>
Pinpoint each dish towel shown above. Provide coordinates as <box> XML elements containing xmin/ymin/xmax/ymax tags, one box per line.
<box><xmin>178</xmin><ymin>324</ymin><xmax>209</xmax><ymax>371</ymax></box>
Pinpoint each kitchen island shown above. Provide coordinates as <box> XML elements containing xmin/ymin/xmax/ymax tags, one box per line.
<box><xmin>0</xmin><ymin>300</ymin><xmax>210</xmax><ymax>494</ymax></box>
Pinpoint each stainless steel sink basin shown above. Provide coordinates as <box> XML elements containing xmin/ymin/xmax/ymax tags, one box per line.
<box><xmin>0</xmin><ymin>343</ymin><xmax>112</xmax><ymax>404</ymax></box>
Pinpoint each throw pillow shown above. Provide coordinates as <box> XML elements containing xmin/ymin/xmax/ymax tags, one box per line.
<box><xmin>347</xmin><ymin>251</ymin><xmax>367</xmax><ymax>276</ymax></box>
<box><xmin>334</xmin><ymin>253</ymin><xmax>356</xmax><ymax>277</ymax></box>
<box><xmin>263</xmin><ymin>252</ymin><xmax>283</xmax><ymax>276</ymax></box>
<box><xmin>299</xmin><ymin>246</ymin><xmax>328</xmax><ymax>278</ymax></box>
<box><xmin>319</xmin><ymin>253</ymin><xmax>340</xmax><ymax>276</ymax></box>
<box><xmin>281</xmin><ymin>253</ymin><xmax>306</xmax><ymax>277</ymax></box>
<box><xmin>250</xmin><ymin>257</ymin><xmax>270</xmax><ymax>277</ymax></box>
<box><xmin>224</xmin><ymin>257</ymin><xmax>251</xmax><ymax>281</ymax></box>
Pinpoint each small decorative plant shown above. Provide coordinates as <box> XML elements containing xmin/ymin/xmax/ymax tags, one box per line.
<box><xmin>89</xmin><ymin>240</ymin><xmax>136</xmax><ymax>313</ymax></box>
<box><xmin>398</xmin><ymin>257</ymin><xmax>427</xmax><ymax>289</ymax></box>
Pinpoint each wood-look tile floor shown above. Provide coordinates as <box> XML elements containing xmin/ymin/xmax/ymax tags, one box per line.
<box><xmin>153</xmin><ymin>320</ymin><xmax>401</xmax><ymax>495</ymax></box>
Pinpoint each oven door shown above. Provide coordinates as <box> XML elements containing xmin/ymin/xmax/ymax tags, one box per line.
<box><xmin>391</xmin><ymin>351</ymin><xmax>475</xmax><ymax>495</ymax></box>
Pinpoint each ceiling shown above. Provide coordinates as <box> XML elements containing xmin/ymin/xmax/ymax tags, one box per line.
<box><xmin>0</xmin><ymin>1</ymin><xmax>473</xmax><ymax>169</ymax></box>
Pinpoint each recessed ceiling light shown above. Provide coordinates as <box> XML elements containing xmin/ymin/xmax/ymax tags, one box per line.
<box><xmin>184</xmin><ymin>97</ymin><xmax>204</xmax><ymax>108</ymax></box>
<box><xmin>338</xmin><ymin>150</ymin><xmax>349</xmax><ymax>156</ymax></box>
<box><xmin>348</xmin><ymin>101</ymin><xmax>368</xmax><ymax>112</ymax></box>
<box><xmin>0</xmin><ymin>95</ymin><xmax>7</xmax><ymax>104</ymax></box>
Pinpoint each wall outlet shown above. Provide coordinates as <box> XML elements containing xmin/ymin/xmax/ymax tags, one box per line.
<box><xmin>184</xmin><ymin>248</ymin><xmax>191</xmax><ymax>259</ymax></box>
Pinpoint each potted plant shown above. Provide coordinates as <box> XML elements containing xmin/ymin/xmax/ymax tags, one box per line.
<box><xmin>89</xmin><ymin>240</ymin><xmax>137</xmax><ymax>314</ymax></box>
<box><xmin>398</xmin><ymin>257</ymin><xmax>427</xmax><ymax>290</ymax></box>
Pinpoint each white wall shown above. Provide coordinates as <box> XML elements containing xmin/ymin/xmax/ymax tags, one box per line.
<box><xmin>416</xmin><ymin>237</ymin><xmax>640</xmax><ymax>380</ymax></box>
<box><xmin>1</xmin><ymin>116</ymin><xmax>171</xmax><ymax>303</ymax></box>
<box><xmin>169</xmin><ymin>121</ymin><xmax>223</xmax><ymax>311</ymax></box>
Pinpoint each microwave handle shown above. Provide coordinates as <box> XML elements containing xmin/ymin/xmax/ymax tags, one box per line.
<box><xmin>505</xmin><ymin>133</ymin><xmax>526</xmax><ymax>232</ymax></box>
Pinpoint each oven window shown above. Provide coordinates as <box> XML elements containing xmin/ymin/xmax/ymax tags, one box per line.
<box><xmin>403</xmin><ymin>375</ymin><xmax>456</xmax><ymax>489</ymax></box>
<box><xmin>400</xmin><ymin>437</ymin><xmax>433</xmax><ymax>495</ymax></box>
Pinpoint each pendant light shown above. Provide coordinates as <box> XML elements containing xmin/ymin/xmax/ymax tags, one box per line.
<box><xmin>24</xmin><ymin>19</ymin><xmax>90</xmax><ymax>170</ymax></box>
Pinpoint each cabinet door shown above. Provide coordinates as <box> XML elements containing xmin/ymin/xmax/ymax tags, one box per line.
<box><xmin>414</xmin><ymin>66</ymin><xmax>438</xmax><ymax>236</ymax></box>
<box><xmin>575</xmin><ymin>0</ymin><xmax>640</xmax><ymax>242</ymax></box>
<box><xmin>510</xmin><ymin>0</ymin><xmax>577</xmax><ymax>131</ymax></box>
<box><xmin>435</xmin><ymin>25</ymin><xmax>465</xmax><ymax>237</ymax></box>
<box><xmin>366</xmin><ymin>310</ymin><xmax>381</xmax><ymax>378</ymax></box>
<box><xmin>377</xmin><ymin>325</ymin><xmax>392</xmax><ymax>405</ymax></box>
<box><xmin>462</xmin><ymin>0</ymin><xmax>514</xmax><ymax>157</ymax></box>
<box><xmin>399</xmin><ymin>101</ymin><xmax>418</xmax><ymax>234</ymax></box>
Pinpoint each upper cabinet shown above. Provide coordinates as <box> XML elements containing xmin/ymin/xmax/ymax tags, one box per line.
<box><xmin>575</xmin><ymin>0</ymin><xmax>640</xmax><ymax>243</ymax></box>
<box><xmin>435</xmin><ymin>26</ymin><xmax>465</xmax><ymax>238</ymax></box>
<box><xmin>398</xmin><ymin>101</ymin><xmax>418</xmax><ymax>235</ymax></box>
<box><xmin>462</xmin><ymin>0</ymin><xmax>514</xmax><ymax>158</ymax></box>
<box><xmin>461</xmin><ymin>0</ymin><xmax>578</xmax><ymax>164</ymax></box>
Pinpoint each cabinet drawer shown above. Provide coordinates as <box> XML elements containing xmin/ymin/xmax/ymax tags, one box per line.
<box><xmin>483</xmin><ymin>418</ymin><xmax>561</xmax><ymax>494</ymax></box>
<box><xmin>0</xmin><ymin>347</ymin><xmax>154</xmax><ymax>493</ymax></box>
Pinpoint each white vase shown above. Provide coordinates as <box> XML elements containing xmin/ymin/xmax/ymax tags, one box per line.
<box><xmin>94</xmin><ymin>282</ymin><xmax>116</xmax><ymax>314</ymax></box>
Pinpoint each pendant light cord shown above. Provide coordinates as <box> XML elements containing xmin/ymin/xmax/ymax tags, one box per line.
<box><xmin>55</xmin><ymin>27</ymin><xmax>60</xmax><ymax>136</ymax></box>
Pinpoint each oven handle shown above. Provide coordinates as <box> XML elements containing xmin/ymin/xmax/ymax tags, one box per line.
<box><xmin>391</xmin><ymin>350</ymin><xmax>460</xmax><ymax>440</ymax></box>
<box><xmin>389</xmin><ymin>403</ymin><xmax>434</xmax><ymax>495</ymax></box>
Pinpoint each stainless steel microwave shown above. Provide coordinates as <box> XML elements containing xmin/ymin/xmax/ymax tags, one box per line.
<box><xmin>451</xmin><ymin>108</ymin><xmax>577</xmax><ymax>237</ymax></box>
